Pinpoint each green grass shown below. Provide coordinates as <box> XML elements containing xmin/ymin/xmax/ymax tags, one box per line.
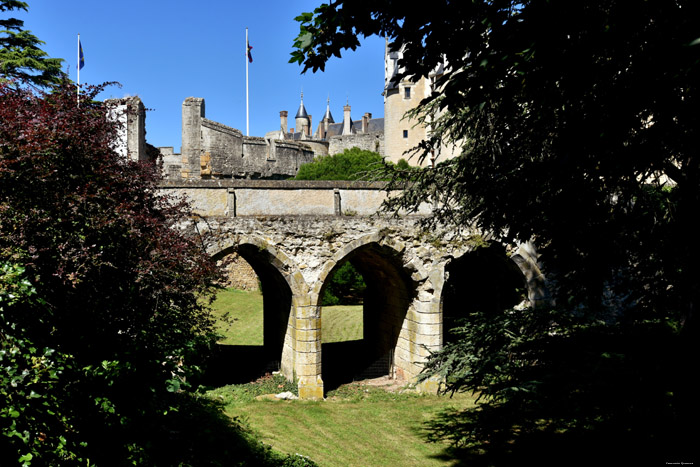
<box><xmin>321</xmin><ymin>305</ymin><xmax>363</xmax><ymax>342</ymax></box>
<box><xmin>207</xmin><ymin>377</ymin><xmax>477</xmax><ymax>467</ymax></box>
<box><xmin>209</xmin><ymin>289</ymin><xmax>474</xmax><ymax>466</ymax></box>
<box><xmin>211</xmin><ymin>288</ymin><xmax>263</xmax><ymax>345</ymax></box>
<box><xmin>211</xmin><ymin>288</ymin><xmax>363</xmax><ymax>345</ymax></box>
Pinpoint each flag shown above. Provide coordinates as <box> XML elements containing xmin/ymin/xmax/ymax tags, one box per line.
<box><xmin>247</xmin><ymin>40</ymin><xmax>253</xmax><ymax>63</ymax></box>
<box><xmin>79</xmin><ymin>39</ymin><xmax>85</xmax><ymax>70</ymax></box>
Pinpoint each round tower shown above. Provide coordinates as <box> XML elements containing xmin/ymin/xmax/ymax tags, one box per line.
<box><xmin>295</xmin><ymin>92</ymin><xmax>310</xmax><ymax>137</ymax></box>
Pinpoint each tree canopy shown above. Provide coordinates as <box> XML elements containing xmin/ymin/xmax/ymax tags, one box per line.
<box><xmin>0</xmin><ymin>81</ymin><xmax>301</xmax><ymax>465</ymax></box>
<box><xmin>294</xmin><ymin>147</ymin><xmax>385</xmax><ymax>180</ymax></box>
<box><xmin>0</xmin><ymin>0</ymin><xmax>64</xmax><ymax>87</ymax></box>
<box><xmin>292</xmin><ymin>1</ymin><xmax>699</xmax><ymax>462</ymax></box>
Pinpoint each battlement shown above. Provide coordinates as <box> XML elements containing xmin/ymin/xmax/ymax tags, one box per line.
<box><xmin>111</xmin><ymin>96</ymin><xmax>316</xmax><ymax>180</ymax></box>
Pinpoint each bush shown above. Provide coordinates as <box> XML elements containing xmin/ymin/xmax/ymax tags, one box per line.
<box><xmin>0</xmin><ymin>81</ymin><xmax>225</xmax><ymax>465</ymax></box>
<box><xmin>321</xmin><ymin>262</ymin><xmax>365</xmax><ymax>306</ymax></box>
<box><xmin>295</xmin><ymin>147</ymin><xmax>384</xmax><ymax>180</ymax></box>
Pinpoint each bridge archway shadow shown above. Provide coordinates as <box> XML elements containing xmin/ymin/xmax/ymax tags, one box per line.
<box><xmin>204</xmin><ymin>243</ymin><xmax>294</xmax><ymax>386</ymax></box>
<box><xmin>320</xmin><ymin>242</ymin><xmax>415</xmax><ymax>392</ymax></box>
<box><xmin>442</xmin><ymin>243</ymin><xmax>528</xmax><ymax>345</ymax></box>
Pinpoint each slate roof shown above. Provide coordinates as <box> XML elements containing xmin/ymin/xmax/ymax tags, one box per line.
<box><xmin>295</xmin><ymin>100</ymin><xmax>308</xmax><ymax>119</ymax></box>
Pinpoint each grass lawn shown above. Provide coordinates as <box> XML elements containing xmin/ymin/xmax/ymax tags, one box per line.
<box><xmin>211</xmin><ymin>288</ymin><xmax>264</xmax><ymax>345</ymax></box>
<box><xmin>209</xmin><ymin>289</ymin><xmax>472</xmax><ymax>466</ymax></box>
<box><xmin>211</xmin><ymin>288</ymin><xmax>363</xmax><ymax>344</ymax></box>
<box><xmin>207</xmin><ymin>377</ymin><xmax>477</xmax><ymax>467</ymax></box>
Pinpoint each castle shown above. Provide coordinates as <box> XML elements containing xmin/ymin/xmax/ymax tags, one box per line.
<box><xmin>264</xmin><ymin>93</ymin><xmax>385</xmax><ymax>157</ymax></box>
<box><xmin>112</xmin><ymin>40</ymin><xmax>455</xmax><ymax>179</ymax></box>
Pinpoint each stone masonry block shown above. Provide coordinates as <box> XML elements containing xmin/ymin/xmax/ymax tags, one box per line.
<box><xmin>295</xmin><ymin>329</ymin><xmax>321</xmax><ymax>342</ymax></box>
<box><xmin>295</xmin><ymin>351</ymin><xmax>320</xmax><ymax>366</ymax></box>
<box><xmin>295</xmin><ymin>318</ymin><xmax>321</xmax><ymax>332</ymax></box>
<box><xmin>298</xmin><ymin>376</ymin><xmax>324</xmax><ymax>400</ymax></box>
<box><xmin>296</xmin><ymin>362</ymin><xmax>322</xmax><ymax>377</ymax></box>
<box><xmin>295</xmin><ymin>340</ymin><xmax>321</xmax><ymax>353</ymax></box>
<box><xmin>410</xmin><ymin>310</ymin><xmax>442</xmax><ymax>325</ymax></box>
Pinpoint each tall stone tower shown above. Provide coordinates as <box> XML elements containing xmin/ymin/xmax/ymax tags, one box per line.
<box><xmin>383</xmin><ymin>41</ymin><xmax>430</xmax><ymax>166</ymax></box>
<box><xmin>383</xmin><ymin>40</ymin><xmax>454</xmax><ymax>166</ymax></box>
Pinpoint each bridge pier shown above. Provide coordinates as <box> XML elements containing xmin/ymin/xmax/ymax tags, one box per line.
<box><xmin>295</xmin><ymin>297</ymin><xmax>324</xmax><ymax>399</ymax></box>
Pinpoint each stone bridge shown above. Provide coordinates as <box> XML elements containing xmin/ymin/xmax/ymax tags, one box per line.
<box><xmin>161</xmin><ymin>180</ymin><xmax>546</xmax><ymax>399</ymax></box>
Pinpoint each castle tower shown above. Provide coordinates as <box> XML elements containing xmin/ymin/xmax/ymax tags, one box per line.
<box><xmin>383</xmin><ymin>40</ymin><xmax>430</xmax><ymax>166</ymax></box>
<box><xmin>317</xmin><ymin>96</ymin><xmax>335</xmax><ymax>139</ymax></box>
<box><xmin>295</xmin><ymin>92</ymin><xmax>310</xmax><ymax>138</ymax></box>
<box><xmin>342</xmin><ymin>102</ymin><xmax>353</xmax><ymax>135</ymax></box>
<box><xmin>280</xmin><ymin>110</ymin><xmax>288</xmax><ymax>134</ymax></box>
<box><xmin>323</xmin><ymin>96</ymin><xmax>335</xmax><ymax>124</ymax></box>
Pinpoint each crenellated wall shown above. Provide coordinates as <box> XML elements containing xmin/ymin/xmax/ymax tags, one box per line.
<box><xmin>328</xmin><ymin>131</ymin><xmax>384</xmax><ymax>156</ymax></box>
<box><xmin>172</xmin><ymin>97</ymin><xmax>315</xmax><ymax>180</ymax></box>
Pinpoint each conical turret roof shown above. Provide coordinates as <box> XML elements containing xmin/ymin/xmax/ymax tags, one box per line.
<box><xmin>323</xmin><ymin>96</ymin><xmax>334</xmax><ymax>123</ymax></box>
<box><xmin>295</xmin><ymin>92</ymin><xmax>308</xmax><ymax>119</ymax></box>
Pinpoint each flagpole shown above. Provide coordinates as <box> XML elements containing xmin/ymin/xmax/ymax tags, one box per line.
<box><xmin>246</xmin><ymin>27</ymin><xmax>249</xmax><ymax>136</ymax></box>
<box><xmin>77</xmin><ymin>33</ymin><xmax>81</xmax><ymax>106</ymax></box>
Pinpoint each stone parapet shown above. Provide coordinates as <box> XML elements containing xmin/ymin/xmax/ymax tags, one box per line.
<box><xmin>159</xmin><ymin>180</ymin><xmax>431</xmax><ymax>217</ymax></box>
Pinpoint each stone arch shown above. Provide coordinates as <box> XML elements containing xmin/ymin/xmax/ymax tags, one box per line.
<box><xmin>209</xmin><ymin>236</ymin><xmax>308</xmax><ymax>382</ymax></box>
<box><xmin>440</xmin><ymin>241</ymin><xmax>534</xmax><ymax>344</ymax></box>
<box><xmin>313</xmin><ymin>234</ymin><xmax>416</xmax><ymax>390</ymax></box>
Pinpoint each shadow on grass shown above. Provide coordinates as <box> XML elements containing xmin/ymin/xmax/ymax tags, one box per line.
<box><xmin>126</xmin><ymin>392</ymin><xmax>314</xmax><ymax>466</ymax></box>
<box><xmin>322</xmin><ymin>339</ymin><xmax>399</xmax><ymax>392</ymax></box>
<box><xmin>421</xmin><ymin>403</ymin><xmax>696</xmax><ymax>467</ymax></box>
<box><xmin>202</xmin><ymin>344</ymin><xmax>280</xmax><ymax>387</ymax></box>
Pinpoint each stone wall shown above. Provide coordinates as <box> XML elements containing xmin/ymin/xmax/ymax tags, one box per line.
<box><xmin>165</xmin><ymin>97</ymin><xmax>315</xmax><ymax>180</ymax></box>
<box><xmin>328</xmin><ymin>131</ymin><xmax>384</xmax><ymax>156</ymax></box>
<box><xmin>218</xmin><ymin>252</ymin><xmax>259</xmax><ymax>291</ymax></box>
<box><xmin>106</xmin><ymin>97</ymin><xmax>147</xmax><ymax>162</ymax></box>
<box><xmin>159</xmin><ymin>179</ymin><xmax>433</xmax><ymax>217</ymax></box>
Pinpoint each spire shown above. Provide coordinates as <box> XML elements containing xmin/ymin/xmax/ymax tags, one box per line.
<box><xmin>295</xmin><ymin>91</ymin><xmax>308</xmax><ymax>119</ymax></box>
<box><xmin>323</xmin><ymin>95</ymin><xmax>334</xmax><ymax>123</ymax></box>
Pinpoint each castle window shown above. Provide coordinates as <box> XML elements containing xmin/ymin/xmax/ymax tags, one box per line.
<box><xmin>404</xmin><ymin>86</ymin><xmax>411</xmax><ymax>99</ymax></box>
<box><xmin>403</xmin><ymin>130</ymin><xmax>408</xmax><ymax>138</ymax></box>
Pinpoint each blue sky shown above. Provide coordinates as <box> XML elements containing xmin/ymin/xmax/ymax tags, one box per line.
<box><xmin>19</xmin><ymin>0</ymin><xmax>386</xmax><ymax>151</ymax></box>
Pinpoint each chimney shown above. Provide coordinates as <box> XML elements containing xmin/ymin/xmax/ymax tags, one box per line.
<box><xmin>362</xmin><ymin>112</ymin><xmax>372</xmax><ymax>133</ymax></box>
<box><xmin>343</xmin><ymin>104</ymin><xmax>352</xmax><ymax>135</ymax></box>
<box><xmin>280</xmin><ymin>111</ymin><xmax>288</xmax><ymax>133</ymax></box>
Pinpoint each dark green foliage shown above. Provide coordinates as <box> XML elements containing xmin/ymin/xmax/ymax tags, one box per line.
<box><xmin>295</xmin><ymin>147</ymin><xmax>384</xmax><ymax>180</ymax></box>
<box><xmin>0</xmin><ymin>81</ymin><xmax>303</xmax><ymax>465</ymax></box>
<box><xmin>420</xmin><ymin>306</ymin><xmax>687</xmax><ymax>465</ymax></box>
<box><xmin>321</xmin><ymin>262</ymin><xmax>365</xmax><ymax>306</ymax></box>
<box><xmin>293</xmin><ymin>0</ymin><xmax>699</xmax><ymax>462</ymax></box>
<box><xmin>0</xmin><ymin>1</ymin><xmax>65</xmax><ymax>88</ymax></box>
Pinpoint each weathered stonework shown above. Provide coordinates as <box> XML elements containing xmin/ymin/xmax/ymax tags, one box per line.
<box><xmin>106</xmin><ymin>97</ymin><xmax>147</xmax><ymax>162</ymax></box>
<box><xmin>218</xmin><ymin>252</ymin><xmax>259</xmax><ymax>291</ymax></box>
<box><xmin>328</xmin><ymin>131</ymin><xmax>384</xmax><ymax>156</ymax></box>
<box><xmin>160</xmin><ymin>180</ymin><xmax>547</xmax><ymax>399</ymax></box>
<box><xmin>162</xmin><ymin>97</ymin><xmax>316</xmax><ymax>180</ymax></box>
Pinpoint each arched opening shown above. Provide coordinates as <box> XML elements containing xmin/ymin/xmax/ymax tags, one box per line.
<box><xmin>319</xmin><ymin>242</ymin><xmax>414</xmax><ymax>391</ymax></box>
<box><xmin>205</xmin><ymin>243</ymin><xmax>294</xmax><ymax>385</ymax></box>
<box><xmin>442</xmin><ymin>243</ymin><xmax>527</xmax><ymax>345</ymax></box>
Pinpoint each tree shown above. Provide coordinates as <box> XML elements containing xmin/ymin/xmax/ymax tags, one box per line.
<box><xmin>294</xmin><ymin>147</ymin><xmax>384</xmax><ymax>180</ymax></box>
<box><xmin>321</xmin><ymin>261</ymin><xmax>366</xmax><ymax>306</ymax></box>
<box><xmin>0</xmin><ymin>80</ymin><xmax>225</xmax><ymax>465</ymax></box>
<box><xmin>1</xmin><ymin>0</ymin><xmax>64</xmax><ymax>88</ymax></box>
<box><xmin>292</xmin><ymin>1</ymin><xmax>699</xmax><ymax>463</ymax></box>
